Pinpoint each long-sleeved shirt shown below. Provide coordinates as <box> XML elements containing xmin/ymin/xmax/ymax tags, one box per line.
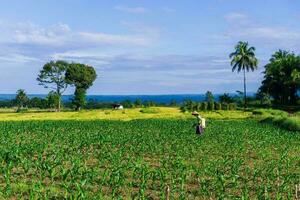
<box><xmin>197</xmin><ymin>116</ymin><xmax>206</xmax><ymax>128</ymax></box>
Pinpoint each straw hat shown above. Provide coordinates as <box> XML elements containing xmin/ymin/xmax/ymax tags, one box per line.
<box><xmin>192</xmin><ymin>111</ymin><xmax>199</xmax><ymax>116</ymax></box>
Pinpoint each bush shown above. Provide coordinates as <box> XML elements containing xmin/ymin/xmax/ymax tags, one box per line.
<box><xmin>259</xmin><ymin>113</ymin><xmax>300</xmax><ymax>131</ymax></box>
<box><xmin>252</xmin><ymin>110</ymin><xmax>264</xmax><ymax>115</ymax></box>
<box><xmin>221</xmin><ymin>103</ymin><xmax>229</xmax><ymax>110</ymax></box>
<box><xmin>140</xmin><ymin>108</ymin><xmax>160</xmax><ymax>114</ymax></box>
<box><xmin>201</xmin><ymin>102</ymin><xmax>208</xmax><ymax>111</ymax></box>
<box><xmin>229</xmin><ymin>103</ymin><xmax>237</xmax><ymax>110</ymax></box>
<box><xmin>208</xmin><ymin>102</ymin><xmax>215</xmax><ymax>111</ymax></box>
<box><xmin>215</xmin><ymin>102</ymin><xmax>221</xmax><ymax>110</ymax></box>
<box><xmin>16</xmin><ymin>108</ymin><xmax>28</xmax><ymax>113</ymax></box>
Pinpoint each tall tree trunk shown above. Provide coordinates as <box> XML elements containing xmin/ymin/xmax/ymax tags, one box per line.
<box><xmin>57</xmin><ymin>87</ymin><xmax>61</xmax><ymax>112</ymax></box>
<box><xmin>243</xmin><ymin>68</ymin><xmax>247</xmax><ymax>111</ymax></box>
<box><xmin>58</xmin><ymin>96</ymin><xmax>61</xmax><ymax>112</ymax></box>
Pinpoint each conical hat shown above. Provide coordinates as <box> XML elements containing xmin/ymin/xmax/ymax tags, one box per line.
<box><xmin>192</xmin><ymin>111</ymin><xmax>199</xmax><ymax>115</ymax></box>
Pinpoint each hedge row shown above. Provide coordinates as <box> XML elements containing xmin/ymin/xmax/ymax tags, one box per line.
<box><xmin>180</xmin><ymin>101</ymin><xmax>237</xmax><ymax>112</ymax></box>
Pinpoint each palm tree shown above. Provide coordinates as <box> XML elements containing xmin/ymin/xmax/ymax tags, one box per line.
<box><xmin>230</xmin><ymin>41</ymin><xmax>258</xmax><ymax>110</ymax></box>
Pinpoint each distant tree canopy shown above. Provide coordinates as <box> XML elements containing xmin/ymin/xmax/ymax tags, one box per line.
<box><xmin>65</xmin><ymin>63</ymin><xmax>97</xmax><ymax>110</ymax></box>
<box><xmin>37</xmin><ymin>60</ymin><xmax>69</xmax><ymax>111</ymax></box>
<box><xmin>258</xmin><ymin>50</ymin><xmax>300</xmax><ymax>105</ymax></box>
<box><xmin>205</xmin><ymin>91</ymin><xmax>214</xmax><ymax>103</ymax></box>
<box><xmin>15</xmin><ymin>89</ymin><xmax>29</xmax><ymax>108</ymax></box>
<box><xmin>219</xmin><ymin>93</ymin><xmax>234</xmax><ymax>104</ymax></box>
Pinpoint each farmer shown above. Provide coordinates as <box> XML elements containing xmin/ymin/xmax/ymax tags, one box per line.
<box><xmin>192</xmin><ymin>111</ymin><xmax>206</xmax><ymax>135</ymax></box>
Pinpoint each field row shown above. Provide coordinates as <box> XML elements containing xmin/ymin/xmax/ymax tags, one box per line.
<box><xmin>0</xmin><ymin>119</ymin><xmax>299</xmax><ymax>199</ymax></box>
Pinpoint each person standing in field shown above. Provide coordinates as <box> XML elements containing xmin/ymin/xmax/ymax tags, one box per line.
<box><xmin>192</xmin><ymin>111</ymin><xmax>205</xmax><ymax>135</ymax></box>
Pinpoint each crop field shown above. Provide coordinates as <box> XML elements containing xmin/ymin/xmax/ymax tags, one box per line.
<box><xmin>0</xmin><ymin>107</ymin><xmax>252</xmax><ymax>121</ymax></box>
<box><xmin>0</xmin><ymin>119</ymin><xmax>299</xmax><ymax>199</ymax></box>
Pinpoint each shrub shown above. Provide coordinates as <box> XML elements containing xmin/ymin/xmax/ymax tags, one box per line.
<box><xmin>16</xmin><ymin>108</ymin><xmax>28</xmax><ymax>113</ymax></box>
<box><xmin>140</xmin><ymin>108</ymin><xmax>160</xmax><ymax>114</ymax></box>
<box><xmin>252</xmin><ymin>110</ymin><xmax>264</xmax><ymax>115</ymax></box>
<box><xmin>221</xmin><ymin>103</ymin><xmax>229</xmax><ymax>110</ymax></box>
<box><xmin>201</xmin><ymin>102</ymin><xmax>208</xmax><ymax>111</ymax></box>
<box><xmin>229</xmin><ymin>103</ymin><xmax>237</xmax><ymax>110</ymax></box>
<box><xmin>196</xmin><ymin>103</ymin><xmax>202</xmax><ymax>111</ymax></box>
<box><xmin>260</xmin><ymin>115</ymin><xmax>300</xmax><ymax>131</ymax></box>
<box><xmin>215</xmin><ymin>102</ymin><xmax>221</xmax><ymax>110</ymax></box>
<box><xmin>208</xmin><ymin>102</ymin><xmax>215</xmax><ymax>111</ymax></box>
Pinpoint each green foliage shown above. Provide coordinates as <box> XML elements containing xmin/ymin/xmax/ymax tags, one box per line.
<box><xmin>28</xmin><ymin>97</ymin><xmax>48</xmax><ymax>109</ymax></box>
<box><xmin>121</xmin><ymin>100</ymin><xmax>134</xmax><ymax>108</ymax></box>
<box><xmin>208</xmin><ymin>101</ymin><xmax>214</xmax><ymax>111</ymax></box>
<box><xmin>46</xmin><ymin>91</ymin><xmax>60</xmax><ymax>109</ymax></box>
<box><xmin>221</xmin><ymin>103</ymin><xmax>229</xmax><ymax>110</ymax></box>
<box><xmin>219</xmin><ymin>93</ymin><xmax>234</xmax><ymax>104</ymax></box>
<box><xmin>73</xmin><ymin>88</ymin><xmax>86</xmax><ymax>111</ymax></box>
<box><xmin>15</xmin><ymin>89</ymin><xmax>29</xmax><ymax>108</ymax></box>
<box><xmin>180</xmin><ymin>100</ymin><xmax>237</xmax><ymax>112</ymax></box>
<box><xmin>230</xmin><ymin>41</ymin><xmax>258</xmax><ymax>109</ymax></box>
<box><xmin>37</xmin><ymin>60</ymin><xmax>69</xmax><ymax>111</ymax></box>
<box><xmin>139</xmin><ymin>107</ymin><xmax>160</xmax><ymax>114</ymax></box>
<box><xmin>215</xmin><ymin>102</ymin><xmax>221</xmax><ymax>110</ymax></box>
<box><xmin>65</xmin><ymin>63</ymin><xmax>97</xmax><ymax>110</ymax></box>
<box><xmin>16</xmin><ymin>108</ymin><xmax>28</xmax><ymax>113</ymax></box>
<box><xmin>253</xmin><ymin>109</ymin><xmax>300</xmax><ymax>131</ymax></box>
<box><xmin>201</xmin><ymin>102</ymin><xmax>208</xmax><ymax>111</ymax></box>
<box><xmin>228</xmin><ymin>103</ymin><xmax>237</xmax><ymax>110</ymax></box>
<box><xmin>0</xmin><ymin>119</ymin><xmax>298</xmax><ymax>198</ymax></box>
<box><xmin>258</xmin><ymin>50</ymin><xmax>300</xmax><ymax>105</ymax></box>
<box><xmin>205</xmin><ymin>91</ymin><xmax>214</xmax><ymax>103</ymax></box>
<box><xmin>134</xmin><ymin>99</ymin><xmax>143</xmax><ymax>107</ymax></box>
<box><xmin>144</xmin><ymin>101</ymin><xmax>156</xmax><ymax>107</ymax></box>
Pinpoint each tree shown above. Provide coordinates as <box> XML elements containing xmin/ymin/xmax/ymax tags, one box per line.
<box><xmin>230</xmin><ymin>41</ymin><xmax>258</xmax><ymax>110</ymax></box>
<box><xmin>219</xmin><ymin>93</ymin><xmax>234</xmax><ymax>104</ymax></box>
<box><xmin>29</xmin><ymin>97</ymin><xmax>48</xmax><ymax>109</ymax></box>
<box><xmin>134</xmin><ymin>99</ymin><xmax>143</xmax><ymax>107</ymax></box>
<box><xmin>46</xmin><ymin>91</ymin><xmax>60</xmax><ymax>109</ymax></box>
<box><xmin>65</xmin><ymin>63</ymin><xmax>97</xmax><ymax>110</ymax></box>
<box><xmin>259</xmin><ymin>50</ymin><xmax>300</xmax><ymax>105</ymax></box>
<box><xmin>37</xmin><ymin>60</ymin><xmax>69</xmax><ymax>111</ymax></box>
<box><xmin>205</xmin><ymin>91</ymin><xmax>214</xmax><ymax>110</ymax></box>
<box><xmin>205</xmin><ymin>91</ymin><xmax>214</xmax><ymax>103</ymax></box>
<box><xmin>15</xmin><ymin>89</ymin><xmax>29</xmax><ymax>108</ymax></box>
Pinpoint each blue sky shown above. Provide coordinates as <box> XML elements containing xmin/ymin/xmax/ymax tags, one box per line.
<box><xmin>0</xmin><ymin>0</ymin><xmax>300</xmax><ymax>95</ymax></box>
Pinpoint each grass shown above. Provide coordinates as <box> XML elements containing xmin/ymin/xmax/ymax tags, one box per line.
<box><xmin>0</xmin><ymin>119</ymin><xmax>298</xmax><ymax>199</ymax></box>
<box><xmin>252</xmin><ymin>108</ymin><xmax>300</xmax><ymax>131</ymax></box>
<box><xmin>0</xmin><ymin>107</ymin><xmax>252</xmax><ymax>121</ymax></box>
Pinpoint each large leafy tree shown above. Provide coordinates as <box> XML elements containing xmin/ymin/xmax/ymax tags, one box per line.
<box><xmin>37</xmin><ymin>60</ymin><xmax>69</xmax><ymax>111</ymax></box>
<box><xmin>230</xmin><ymin>41</ymin><xmax>258</xmax><ymax>109</ymax></box>
<box><xmin>65</xmin><ymin>63</ymin><xmax>97</xmax><ymax>110</ymax></box>
<box><xmin>259</xmin><ymin>50</ymin><xmax>300</xmax><ymax>105</ymax></box>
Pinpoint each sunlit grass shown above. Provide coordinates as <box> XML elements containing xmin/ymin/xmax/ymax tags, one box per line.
<box><xmin>0</xmin><ymin>107</ymin><xmax>252</xmax><ymax>121</ymax></box>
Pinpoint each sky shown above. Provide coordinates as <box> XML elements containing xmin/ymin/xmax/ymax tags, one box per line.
<box><xmin>0</xmin><ymin>0</ymin><xmax>300</xmax><ymax>95</ymax></box>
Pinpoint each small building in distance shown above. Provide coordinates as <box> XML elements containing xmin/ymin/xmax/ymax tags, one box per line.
<box><xmin>112</xmin><ymin>103</ymin><xmax>124</xmax><ymax>110</ymax></box>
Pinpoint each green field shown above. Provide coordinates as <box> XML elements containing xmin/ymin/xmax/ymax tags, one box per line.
<box><xmin>0</xmin><ymin>118</ymin><xmax>299</xmax><ymax>199</ymax></box>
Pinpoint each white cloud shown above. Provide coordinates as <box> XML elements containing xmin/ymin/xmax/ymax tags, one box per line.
<box><xmin>224</xmin><ymin>12</ymin><xmax>247</xmax><ymax>22</ymax></box>
<box><xmin>231</xmin><ymin>26</ymin><xmax>300</xmax><ymax>40</ymax></box>
<box><xmin>0</xmin><ymin>53</ymin><xmax>41</xmax><ymax>63</ymax></box>
<box><xmin>0</xmin><ymin>21</ymin><xmax>157</xmax><ymax>48</ymax></box>
<box><xmin>114</xmin><ymin>5</ymin><xmax>147</xmax><ymax>14</ymax></box>
<box><xmin>78</xmin><ymin>32</ymin><xmax>151</xmax><ymax>46</ymax></box>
